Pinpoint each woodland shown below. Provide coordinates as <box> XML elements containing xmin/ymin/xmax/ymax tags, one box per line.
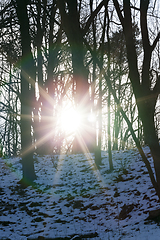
<box><xmin>0</xmin><ymin>0</ymin><xmax>160</xmax><ymax>204</ymax></box>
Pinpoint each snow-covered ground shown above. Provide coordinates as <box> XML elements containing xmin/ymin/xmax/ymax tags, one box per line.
<box><xmin>0</xmin><ymin>146</ymin><xmax>160</xmax><ymax>239</ymax></box>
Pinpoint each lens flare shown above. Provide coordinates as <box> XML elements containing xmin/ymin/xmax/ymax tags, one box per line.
<box><xmin>88</xmin><ymin>112</ymin><xmax>96</xmax><ymax>123</ymax></box>
<box><xmin>60</xmin><ymin>108</ymin><xmax>82</xmax><ymax>134</ymax></box>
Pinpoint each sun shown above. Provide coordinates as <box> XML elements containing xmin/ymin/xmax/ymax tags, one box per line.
<box><xmin>60</xmin><ymin>107</ymin><xmax>82</xmax><ymax>134</ymax></box>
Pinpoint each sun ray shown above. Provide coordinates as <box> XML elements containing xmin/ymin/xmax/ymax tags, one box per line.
<box><xmin>70</xmin><ymin>130</ymin><xmax>106</xmax><ymax>189</ymax></box>
<box><xmin>21</xmin><ymin>68</ymin><xmax>105</xmax><ymax>192</ymax></box>
<box><xmin>21</xmin><ymin>124</ymin><xmax>55</xmax><ymax>157</ymax></box>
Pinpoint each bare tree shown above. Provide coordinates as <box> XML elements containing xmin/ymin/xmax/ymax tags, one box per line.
<box><xmin>111</xmin><ymin>0</ymin><xmax>160</xmax><ymax>198</ymax></box>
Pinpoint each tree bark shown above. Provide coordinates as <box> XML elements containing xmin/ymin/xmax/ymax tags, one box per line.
<box><xmin>15</xmin><ymin>0</ymin><xmax>36</xmax><ymax>184</ymax></box>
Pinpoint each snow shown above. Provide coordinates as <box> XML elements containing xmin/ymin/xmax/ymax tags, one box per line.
<box><xmin>0</xmin><ymin>146</ymin><xmax>160</xmax><ymax>239</ymax></box>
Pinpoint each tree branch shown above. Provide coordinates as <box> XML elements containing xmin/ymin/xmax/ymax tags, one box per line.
<box><xmin>113</xmin><ymin>0</ymin><xmax>124</xmax><ymax>27</ymax></box>
<box><xmin>151</xmin><ymin>32</ymin><xmax>160</xmax><ymax>52</ymax></box>
<box><xmin>0</xmin><ymin>2</ymin><xmax>13</xmax><ymax>15</ymax></box>
<box><xmin>83</xmin><ymin>0</ymin><xmax>109</xmax><ymax>34</ymax></box>
<box><xmin>140</xmin><ymin>0</ymin><xmax>151</xmax><ymax>50</ymax></box>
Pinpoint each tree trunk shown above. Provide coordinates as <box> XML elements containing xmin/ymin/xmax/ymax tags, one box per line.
<box><xmin>58</xmin><ymin>0</ymin><xmax>94</xmax><ymax>153</ymax></box>
<box><xmin>95</xmin><ymin>74</ymin><xmax>102</xmax><ymax>167</ymax></box>
<box><xmin>106</xmin><ymin>7</ymin><xmax>113</xmax><ymax>170</ymax></box>
<box><xmin>16</xmin><ymin>0</ymin><xmax>36</xmax><ymax>184</ymax></box>
<box><xmin>108</xmin><ymin>90</ymin><xmax>113</xmax><ymax>171</ymax></box>
<box><xmin>34</xmin><ymin>0</ymin><xmax>53</xmax><ymax>155</ymax></box>
<box><xmin>139</xmin><ymin>101</ymin><xmax>160</xmax><ymax>187</ymax></box>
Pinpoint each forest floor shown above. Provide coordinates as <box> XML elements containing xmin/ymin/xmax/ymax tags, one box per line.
<box><xmin>1</xmin><ymin>146</ymin><xmax>160</xmax><ymax>239</ymax></box>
